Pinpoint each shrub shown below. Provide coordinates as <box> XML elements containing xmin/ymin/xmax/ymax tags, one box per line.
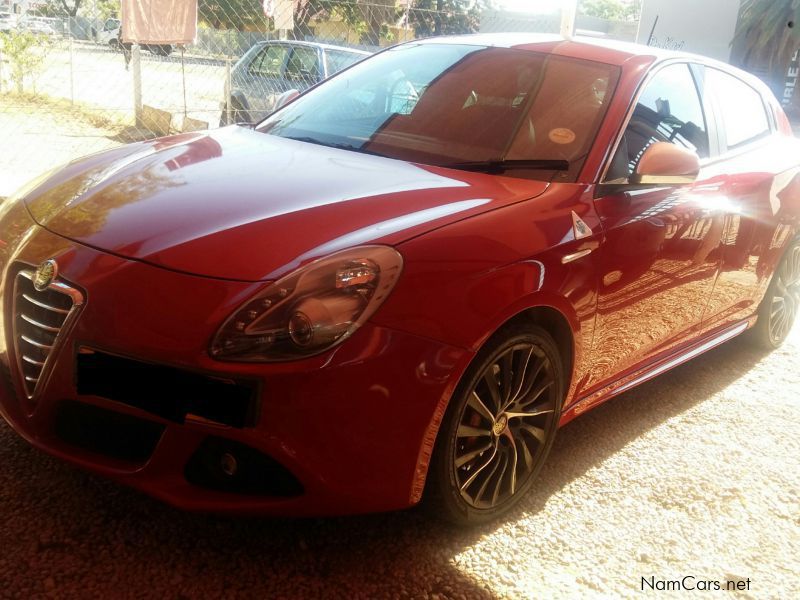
<box><xmin>0</xmin><ymin>30</ymin><xmax>54</xmax><ymax>94</ymax></box>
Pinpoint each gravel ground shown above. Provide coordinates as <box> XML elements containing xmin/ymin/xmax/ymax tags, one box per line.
<box><xmin>0</xmin><ymin>322</ymin><xmax>797</xmax><ymax>599</ymax></box>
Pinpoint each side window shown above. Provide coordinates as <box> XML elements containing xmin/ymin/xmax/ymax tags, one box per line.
<box><xmin>606</xmin><ymin>64</ymin><xmax>709</xmax><ymax>182</ymax></box>
<box><xmin>249</xmin><ymin>45</ymin><xmax>289</xmax><ymax>78</ymax></box>
<box><xmin>325</xmin><ymin>50</ymin><xmax>365</xmax><ymax>75</ymax></box>
<box><xmin>286</xmin><ymin>47</ymin><xmax>320</xmax><ymax>84</ymax></box>
<box><xmin>705</xmin><ymin>69</ymin><xmax>770</xmax><ymax>149</ymax></box>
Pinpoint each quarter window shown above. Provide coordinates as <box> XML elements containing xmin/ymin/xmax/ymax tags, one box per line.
<box><xmin>606</xmin><ymin>64</ymin><xmax>709</xmax><ymax>182</ymax></box>
<box><xmin>705</xmin><ymin>68</ymin><xmax>770</xmax><ymax>149</ymax></box>
<box><xmin>325</xmin><ymin>50</ymin><xmax>364</xmax><ymax>75</ymax></box>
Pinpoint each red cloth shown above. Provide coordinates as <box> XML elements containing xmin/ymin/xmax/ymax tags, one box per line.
<box><xmin>121</xmin><ymin>0</ymin><xmax>198</xmax><ymax>45</ymax></box>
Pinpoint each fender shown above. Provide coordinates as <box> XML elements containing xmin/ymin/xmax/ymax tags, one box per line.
<box><xmin>376</xmin><ymin>184</ymin><xmax>603</xmax><ymax>504</ymax></box>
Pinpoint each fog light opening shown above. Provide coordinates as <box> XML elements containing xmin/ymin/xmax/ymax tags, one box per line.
<box><xmin>220</xmin><ymin>452</ymin><xmax>238</xmax><ymax>477</ymax></box>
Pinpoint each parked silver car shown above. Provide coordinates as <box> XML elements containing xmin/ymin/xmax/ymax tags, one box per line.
<box><xmin>221</xmin><ymin>40</ymin><xmax>370</xmax><ymax>125</ymax></box>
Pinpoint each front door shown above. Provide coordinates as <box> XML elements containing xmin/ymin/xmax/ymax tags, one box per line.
<box><xmin>585</xmin><ymin>63</ymin><xmax>724</xmax><ymax>389</ymax></box>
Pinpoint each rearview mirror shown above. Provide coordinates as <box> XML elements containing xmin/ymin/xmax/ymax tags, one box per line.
<box><xmin>274</xmin><ymin>89</ymin><xmax>300</xmax><ymax>112</ymax></box>
<box><xmin>631</xmin><ymin>142</ymin><xmax>700</xmax><ymax>185</ymax></box>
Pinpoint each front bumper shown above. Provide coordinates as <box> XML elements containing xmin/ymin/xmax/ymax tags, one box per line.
<box><xmin>0</xmin><ymin>202</ymin><xmax>472</xmax><ymax>516</ymax></box>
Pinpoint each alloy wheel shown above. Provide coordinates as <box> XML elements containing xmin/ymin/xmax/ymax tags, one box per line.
<box><xmin>453</xmin><ymin>342</ymin><xmax>558</xmax><ymax>509</ymax></box>
<box><xmin>769</xmin><ymin>245</ymin><xmax>800</xmax><ymax>344</ymax></box>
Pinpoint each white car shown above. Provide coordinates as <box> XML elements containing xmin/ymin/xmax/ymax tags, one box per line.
<box><xmin>98</xmin><ymin>17</ymin><xmax>172</xmax><ymax>56</ymax></box>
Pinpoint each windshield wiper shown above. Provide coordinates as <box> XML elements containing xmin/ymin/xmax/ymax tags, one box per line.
<box><xmin>285</xmin><ymin>136</ymin><xmax>386</xmax><ymax>157</ymax></box>
<box><xmin>440</xmin><ymin>159</ymin><xmax>569</xmax><ymax>174</ymax></box>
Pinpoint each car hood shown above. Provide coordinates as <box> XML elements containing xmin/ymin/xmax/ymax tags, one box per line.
<box><xmin>24</xmin><ymin>127</ymin><xmax>550</xmax><ymax>281</ymax></box>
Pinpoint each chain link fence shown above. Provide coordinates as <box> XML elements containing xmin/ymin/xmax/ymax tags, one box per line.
<box><xmin>0</xmin><ymin>1</ymin><xmax>638</xmax><ymax>196</ymax></box>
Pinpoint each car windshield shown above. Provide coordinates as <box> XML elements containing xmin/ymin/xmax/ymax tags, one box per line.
<box><xmin>258</xmin><ymin>43</ymin><xmax>619</xmax><ymax>180</ymax></box>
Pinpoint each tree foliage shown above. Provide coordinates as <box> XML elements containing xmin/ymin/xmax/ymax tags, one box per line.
<box><xmin>734</xmin><ymin>0</ymin><xmax>800</xmax><ymax>82</ymax></box>
<box><xmin>578</xmin><ymin>0</ymin><xmax>640</xmax><ymax>22</ymax></box>
<box><xmin>0</xmin><ymin>30</ymin><xmax>54</xmax><ymax>94</ymax></box>
<box><xmin>96</xmin><ymin>0</ymin><xmax>121</xmax><ymax>21</ymax></box>
<box><xmin>151</xmin><ymin>1</ymin><xmax>488</xmax><ymax>44</ymax></box>
<box><xmin>199</xmin><ymin>1</ymin><xmax>266</xmax><ymax>30</ymax></box>
<box><xmin>407</xmin><ymin>0</ymin><xmax>490</xmax><ymax>38</ymax></box>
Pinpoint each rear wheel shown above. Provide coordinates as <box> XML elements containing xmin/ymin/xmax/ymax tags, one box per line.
<box><xmin>426</xmin><ymin>325</ymin><xmax>563</xmax><ymax>526</ymax></box>
<box><xmin>751</xmin><ymin>239</ymin><xmax>800</xmax><ymax>349</ymax></box>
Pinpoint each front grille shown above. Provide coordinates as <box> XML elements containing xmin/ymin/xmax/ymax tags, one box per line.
<box><xmin>12</xmin><ymin>269</ymin><xmax>83</xmax><ymax>399</ymax></box>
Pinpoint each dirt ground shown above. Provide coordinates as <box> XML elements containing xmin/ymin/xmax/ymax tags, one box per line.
<box><xmin>0</xmin><ymin>94</ymin><xmax>122</xmax><ymax>198</ymax></box>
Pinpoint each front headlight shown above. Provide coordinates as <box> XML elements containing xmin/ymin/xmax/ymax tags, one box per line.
<box><xmin>210</xmin><ymin>245</ymin><xmax>403</xmax><ymax>362</ymax></box>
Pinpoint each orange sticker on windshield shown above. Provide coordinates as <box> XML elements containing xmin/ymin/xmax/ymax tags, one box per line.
<box><xmin>549</xmin><ymin>128</ymin><xmax>576</xmax><ymax>144</ymax></box>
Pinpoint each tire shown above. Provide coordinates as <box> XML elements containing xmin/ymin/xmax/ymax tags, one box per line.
<box><xmin>108</xmin><ymin>39</ymin><xmax>120</xmax><ymax>51</ymax></box>
<box><xmin>425</xmin><ymin>324</ymin><xmax>564</xmax><ymax>526</ymax></box>
<box><xmin>750</xmin><ymin>238</ymin><xmax>800</xmax><ymax>349</ymax></box>
<box><xmin>149</xmin><ymin>44</ymin><xmax>172</xmax><ymax>57</ymax></box>
<box><xmin>219</xmin><ymin>99</ymin><xmax>250</xmax><ymax>127</ymax></box>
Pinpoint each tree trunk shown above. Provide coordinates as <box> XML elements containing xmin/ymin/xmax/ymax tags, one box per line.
<box><xmin>60</xmin><ymin>1</ymin><xmax>82</xmax><ymax>18</ymax></box>
<box><xmin>359</xmin><ymin>0</ymin><xmax>394</xmax><ymax>46</ymax></box>
<box><xmin>434</xmin><ymin>0</ymin><xmax>444</xmax><ymax>36</ymax></box>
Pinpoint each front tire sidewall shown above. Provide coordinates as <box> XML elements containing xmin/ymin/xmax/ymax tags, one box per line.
<box><xmin>427</xmin><ymin>325</ymin><xmax>564</xmax><ymax>526</ymax></box>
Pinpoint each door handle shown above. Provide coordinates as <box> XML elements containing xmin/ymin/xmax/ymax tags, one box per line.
<box><xmin>561</xmin><ymin>248</ymin><xmax>594</xmax><ymax>264</ymax></box>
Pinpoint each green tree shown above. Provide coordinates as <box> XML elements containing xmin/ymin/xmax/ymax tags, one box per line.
<box><xmin>579</xmin><ymin>0</ymin><xmax>640</xmax><ymax>22</ymax></box>
<box><xmin>199</xmin><ymin>0</ymin><xmax>265</xmax><ymax>30</ymax></box>
<box><xmin>579</xmin><ymin>0</ymin><xmax>624</xmax><ymax>21</ymax></box>
<box><xmin>96</xmin><ymin>0</ymin><xmax>120</xmax><ymax>21</ymax></box>
<box><xmin>408</xmin><ymin>0</ymin><xmax>491</xmax><ymax>38</ymax></box>
<box><xmin>734</xmin><ymin>0</ymin><xmax>800</xmax><ymax>88</ymax></box>
<box><xmin>0</xmin><ymin>30</ymin><xmax>54</xmax><ymax>94</ymax></box>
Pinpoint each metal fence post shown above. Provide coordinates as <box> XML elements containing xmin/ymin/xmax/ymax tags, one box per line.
<box><xmin>132</xmin><ymin>43</ymin><xmax>143</xmax><ymax>127</ymax></box>
<box><xmin>561</xmin><ymin>0</ymin><xmax>577</xmax><ymax>37</ymax></box>
<box><xmin>69</xmin><ymin>18</ymin><xmax>75</xmax><ymax>105</ymax></box>
<box><xmin>225</xmin><ymin>57</ymin><xmax>232</xmax><ymax>124</ymax></box>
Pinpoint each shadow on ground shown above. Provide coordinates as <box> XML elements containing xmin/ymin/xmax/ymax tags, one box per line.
<box><xmin>0</xmin><ymin>334</ymin><xmax>771</xmax><ymax>597</ymax></box>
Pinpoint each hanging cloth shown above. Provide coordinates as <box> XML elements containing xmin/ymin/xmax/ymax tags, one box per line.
<box><xmin>121</xmin><ymin>0</ymin><xmax>198</xmax><ymax>45</ymax></box>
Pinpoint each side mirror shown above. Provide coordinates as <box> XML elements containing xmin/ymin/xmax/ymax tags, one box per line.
<box><xmin>631</xmin><ymin>142</ymin><xmax>700</xmax><ymax>185</ymax></box>
<box><xmin>274</xmin><ymin>89</ymin><xmax>300</xmax><ymax>111</ymax></box>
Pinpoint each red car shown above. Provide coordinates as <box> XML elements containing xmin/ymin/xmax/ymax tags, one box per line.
<box><xmin>1</xmin><ymin>35</ymin><xmax>798</xmax><ymax>525</ymax></box>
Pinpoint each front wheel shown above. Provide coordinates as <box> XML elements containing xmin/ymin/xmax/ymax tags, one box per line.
<box><xmin>425</xmin><ymin>325</ymin><xmax>564</xmax><ymax>526</ymax></box>
<box><xmin>751</xmin><ymin>239</ymin><xmax>800</xmax><ymax>349</ymax></box>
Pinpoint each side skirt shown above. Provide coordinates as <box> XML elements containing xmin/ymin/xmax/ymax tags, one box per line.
<box><xmin>559</xmin><ymin>318</ymin><xmax>754</xmax><ymax>426</ymax></box>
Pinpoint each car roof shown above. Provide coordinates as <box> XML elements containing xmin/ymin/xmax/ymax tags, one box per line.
<box><xmin>416</xmin><ymin>33</ymin><xmax>723</xmax><ymax>67</ymax></box>
<box><xmin>256</xmin><ymin>39</ymin><xmax>371</xmax><ymax>56</ymax></box>
<box><xmin>414</xmin><ymin>33</ymin><xmax>772</xmax><ymax>92</ymax></box>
